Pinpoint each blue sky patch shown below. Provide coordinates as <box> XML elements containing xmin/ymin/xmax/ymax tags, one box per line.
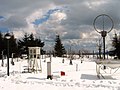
<box><xmin>0</xmin><ymin>16</ymin><xmax>4</xmax><ymax>20</ymax></box>
<box><xmin>32</xmin><ymin>8</ymin><xmax>62</xmax><ymax>25</ymax></box>
<box><xmin>0</xmin><ymin>27</ymin><xmax>9</xmax><ymax>33</ymax></box>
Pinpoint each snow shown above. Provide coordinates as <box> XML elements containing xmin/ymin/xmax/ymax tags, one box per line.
<box><xmin>0</xmin><ymin>56</ymin><xmax>120</xmax><ymax>90</ymax></box>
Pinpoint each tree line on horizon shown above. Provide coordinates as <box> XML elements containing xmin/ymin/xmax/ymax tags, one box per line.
<box><xmin>0</xmin><ymin>32</ymin><xmax>45</xmax><ymax>59</ymax></box>
<box><xmin>0</xmin><ymin>32</ymin><xmax>66</xmax><ymax>59</ymax></box>
<box><xmin>1</xmin><ymin>31</ymin><xmax>120</xmax><ymax>59</ymax></box>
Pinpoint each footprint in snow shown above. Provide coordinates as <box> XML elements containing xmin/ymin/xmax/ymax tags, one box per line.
<box><xmin>61</xmin><ymin>80</ymin><xmax>66</xmax><ymax>82</ymax></box>
<box><xmin>100</xmin><ymin>81</ymin><xmax>103</xmax><ymax>83</ymax></box>
<box><xmin>93</xmin><ymin>81</ymin><xmax>95</xmax><ymax>83</ymax></box>
<box><xmin>108</xmin><ymin>81</ymin><xmax>112</xmax><ymax>84</ymax></box>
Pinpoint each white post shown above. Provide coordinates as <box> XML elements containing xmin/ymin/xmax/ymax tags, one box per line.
<box><xmin>76</xmin><ymin>64</ymin><xmax>78</xmax><ymax>71</ymax></box>
<box><xmin>47</xmin><ymin>62</ymin><xmax>52</xmax><ymax>80</ymax></box>
<box><xmin>96</xmin><ymin>64</ymin><xmax>100</xmax><ymax>78</ymax></box>
<box><xmin>11</xmin><ymin>53</ymin><xmax>14</xmax><ymax>65</ymax></box>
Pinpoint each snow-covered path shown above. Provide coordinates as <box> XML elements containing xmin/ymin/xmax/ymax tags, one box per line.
<box><xmin>0</xmin><ymin>57</ymin><xmax>120</xmax><ymax>90</ymax></box>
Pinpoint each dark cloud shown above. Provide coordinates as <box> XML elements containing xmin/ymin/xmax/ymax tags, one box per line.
<box><xmin>0</xmin><ymin>0</ymin><xmax>120</xmax><ymax>51</ymax></box>
<box><xmin>62</xmin><ymin>31</ymin><xmax>81</xmax><ymax>39</ymax></box>
<box><xmin>0</xmin><ymin>0</ymin><xmax>120</xmax><ymax>32</ymax></box>
<box><xmin>0</xmin><ymin>15</ymin><xmax>27</xmax><ymax>29</ymax></box>
<box><xmin>0</xmin><ymin>0</ymin><xmax>52</xmax><ymax>28</ymax></box>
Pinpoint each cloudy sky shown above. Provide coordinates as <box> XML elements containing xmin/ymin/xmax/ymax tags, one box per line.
<box><xmin>0</xmin><ymin>0</ymin><xmax>120</xmax><ymax>52</ymax></box>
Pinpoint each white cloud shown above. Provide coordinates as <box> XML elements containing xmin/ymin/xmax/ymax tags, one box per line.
<box><xmin>51</xmin><ymin>12</ymin><xmax>67</xmax><ymax>21</ymax></box>
<box><xmin>26</xmin><ymin>9</ymin><xmax>44</xmax><ymax>24</ymax></box>
<box><xmin>0</xmin><ymin>0</ymin><xmax>120</xmax><ymax>51</ymax></box>
<box><xmin>84</xmin><ymin>0</ymin><xmax>108</xmax><ymax>9</ymax></box>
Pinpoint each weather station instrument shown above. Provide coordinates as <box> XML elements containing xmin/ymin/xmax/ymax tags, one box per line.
<box><xmin>93</xmin><ymin>14</ymin><xmax>114</xmax><ymax>60</ymax></box>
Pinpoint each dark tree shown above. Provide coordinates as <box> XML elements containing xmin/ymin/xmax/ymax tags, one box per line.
<box><xmin>54</xmin><ymin>35</ymin><xmax>66</xmax><ymax>57</ymax></box>
<box><xmin>9</xmin><ymin>34</ymin><xmax>18</xmax><ymax>56</ymax></box>
<box><xmin>0</xmin><ymin>32</ymin><xmax>4</xmax><ymax>59</ymax></box>
<box><xmin>111</xmin><ymin>33</ymin><xmax>120</xmax><ymax>59</ymax></box>
<box><xmin>17</xmin><ymin>33</ymin><xmax>44</xmax><ymax>55</ymax></box>
<box><xmin>3</xmin><ymin>33</ymin><xmax>18</xmax><ymax>58</ymax></box>
<box><xmin>17</xmin><ymin>33</ymin><xmax>29</xmax><ymax>55</ymax></box>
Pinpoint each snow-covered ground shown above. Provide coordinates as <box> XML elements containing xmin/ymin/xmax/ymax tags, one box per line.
<box><xmin>0</xmin><ymin>56</ymin><xmax>120</xmax><ymax>90</ymax></box>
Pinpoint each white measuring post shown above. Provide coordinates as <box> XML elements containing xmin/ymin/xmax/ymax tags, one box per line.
<box><xmin>47</xmin><ymin>61</ymin><xmax>52</xmax><ymax>80</ymax></box>
<box><xmin>76</xmin><ymin>64</ymin><xmax>78</xmax><ymax>71</ymax></box>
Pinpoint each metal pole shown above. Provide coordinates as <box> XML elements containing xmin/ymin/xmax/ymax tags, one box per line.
<box><xmin>103</xmin><ymin>36</ymin><xmax>106</xmax><ymax>69</ymax></box>
<box><xmin>1</xmin><ymin>50</ymin><xmax>4</xmax><ymax>66</ymax></box>
<box><xmin>101</xmin><ymin>31</ymin><xmax>107</xmax><ymax>60</ymax></box>
<box><xmin>11</xmin><ymin>53</ymin><xmax>14</xmax><ymax>65</ymax></box>
<box><xmin>98</xmin><ymin>39</ymin><xmax>102</xmax><ymax>59</ymax></box>
<box><xmin>7</xmin><ymin>39</ymin><xmax>9</xmax><ymax>76</ymax></box>
<box><xmin>93</xmin><ymin>50</ymin><xmax>94</xmax><ymax>58</ymax></box>
<box><xmin>103</xmin><ymin>37</ymin><xmax>105</xmax><ymax>59</ymax></box>
<box><xmin>99</xmin><ymin>47</ymin><xmax>101</xmax><ymax>59</ymax></box>
<box><xmin>69</xmin><ymin>45</ymin><xmax>72</xmax><ymax>65</ymax></box>
<box><xmin>101</xmin><ymin>31</ymin><xmax>107</xmax><ymax>69</ymax></box>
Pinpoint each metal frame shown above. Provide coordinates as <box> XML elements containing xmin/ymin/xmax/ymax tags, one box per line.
<box><xmin>93</xmin><ymin>14</ymin><xmax>114</xmax><ymax>62</ymax></box>
<box><xmin>28</xmin><ymin>47</ymin><xmax>42</xmax><ymax>73</ymax></box>
<box><xmin>96</xmin><ymin>60</ymin><xmax>120</xmax><ymax>79</ymax></box>
<box><xmin>93</xmin><ymin>14</ymin><xmax>114</xmax><ymax>33</ymax></box>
